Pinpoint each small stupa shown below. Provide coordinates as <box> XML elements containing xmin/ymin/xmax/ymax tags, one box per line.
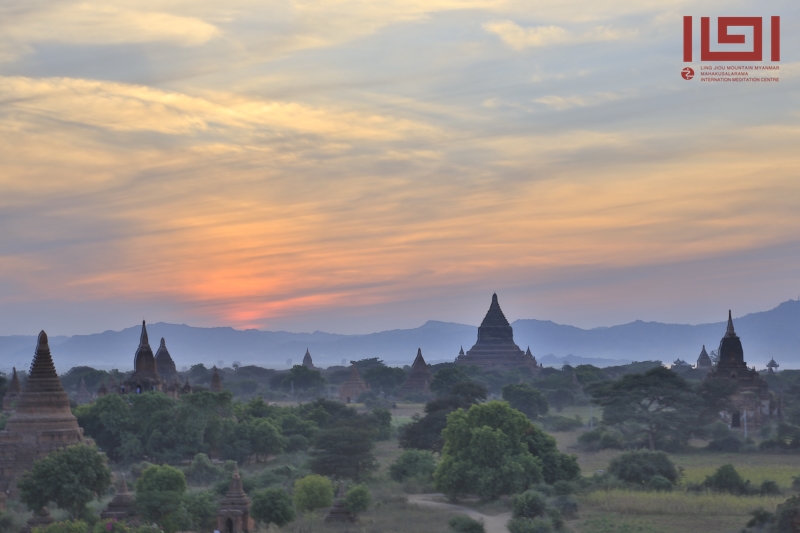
<box><xmin>302</xmin><ymin>349</ymin><xmax>316</xmax><ymax>369</ymax></box>
<box><xmin>0</xmin><ymin>331</ymin><xmax>89</xmax><ymax>497</ymax></box>
<box><xmin>338</xmin><ymin>364</ymin><xmax>369</xmax><ymax>403</ymax></box>
<box><xmin>767</xmin><ymin>358</ymin><xmax>780</xmax><ymax>373</ymax></box>
<box><xmin>74</xmin><ymin>377</ymin><xmax>93</xmax><ymax>405</ymax></box>
<box><xmin>398</xmin><ymin>348</ymin><xmax>433</xmax><ymax>396</ymax></box>
<box><xmin>696</xmin><ymin>345</ymin><xmax>713</xmax><ymax>373</ymax></box>
<box><xmin>22</xmin><ymin>507</ymin><xmax>54</xmax><ymax>533</ymax></box>
<box><xmin>325</xmin><ymin>483</ymin><xmax>356</xmax><ymax>523</ymax></box>
<box><xmin>216</xmin><ymin>464</ymin><xmax>253</xmax><ymax>533</ymax></box>
<box><xmin>210</xmin><ymin>366</ymin><xmax>224</xmax><ymax>392</ymax></box>
<box><xmin>2</xmin><ymin>367</ymin><xmax>22</xmax><ymax>412</ymax></box>
<box><xmin>100</xmin><ymin>476</ymin><xmax>136</xmax><ymax>520</ymax></box>
<box><xmin>182</xmin><ymin>378</ymin><xmax>193</xmax><ymax>394</ymax></box>
<box><xmin>96</xmin><ymin>380</ymin><xmax>109</xmax><ymax>397</ymax></box>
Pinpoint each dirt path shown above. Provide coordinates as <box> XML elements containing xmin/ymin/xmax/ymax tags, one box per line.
<box><xmin>407</xmin><ymin>494</ymin><xmax>511</xmax><ymax>533</ymax></box>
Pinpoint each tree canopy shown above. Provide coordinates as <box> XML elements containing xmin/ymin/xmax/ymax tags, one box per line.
<box><xmin>18</xmin><ymin>444</ymin><xmax>112</xmax><ymax>520</ymax></box>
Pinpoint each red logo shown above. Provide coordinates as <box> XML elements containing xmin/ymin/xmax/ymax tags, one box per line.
<box><xmin>681</xmin><ymin>67</ymin><xmax>694</xmax><ymax>80</ymax></box>
<box><xmin>683</xmin><ymin>16</ymin><xmax>780</xmax><ymax>62</ymax></box>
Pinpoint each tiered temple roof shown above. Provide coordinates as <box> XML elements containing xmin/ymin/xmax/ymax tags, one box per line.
<box><xmin>155</xmin><ymin>337</ymin><xmax>178</xmax><ymax>383</ymax></box>
<box><xmin>101</xmin><ymin>476</ymin><xmax>136</xmax><ymax>520</ymax></box>
<box><xmin>324</xmin><ymin>483</ymin><xmax>356</xmax><ymax>523</ymax></box>
<box><xmin>338</xmin><ymin>364</ymin><xmax>369</xmax><ymax>403</ymax></box>
<box><xmin>216</xmin><ymin>464</ymin><xmax>253</xmax><ymax>533</ymax></box>
<box><xmin>696</xmin><ymin>345</ymin><xmax>713</xmax><ymax>371</ymax></box>
<box><xmin>210</xmin><ymin>366</ymin><xmax>224</xmax><ymax>392</ymax></box>
<box><xmin>455</xmin><ymin>294</ymin><xmax>539</xmax><ymax>370</ymax></box>
<box><xmin>706</xmin><ymin>311</ymin><xmax>771</xmax><ymax>427</ymax></box>
<box><xmin>398</xmin><ymin>348</ymin><xmax>433</xmax><ymax>396</ymax></box>
<box><xmin>302</xmin><ymin>349</ymin><xmax>315</xmax><ymax>369</ymax></box>
<box><xmin>74</xmin><ymin>377</ymin><xmax>93</xmax><ymax>405</ymax></box>
<box><xmin>2</xmin><ymin>367</ymin><xmax>22</xmax><ymax>412</ymax></box>
<box><xmin>123</xmin><ymin>321</ymin><xmax>161</xmax><ymax>393</ymax></box>
<box><xmin>0</xmin><ymin>331</ymin><xmax>89</xmax><ymax>497</ymax></box>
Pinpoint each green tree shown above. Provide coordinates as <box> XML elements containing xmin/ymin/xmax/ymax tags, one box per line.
<box><xmin>309</xmin><ymin>424</ymin><xmax>377</xmax><ymax>481</ymax></box>
<box><xmin>282</xmin><ymin>365</ymin><xmax>326</xmax><ymax>392</ymax></box>
<box><xmin>183</xmin><ymin>491</ymin><xmax>217</xmax><ymax>532</ymax></box>
<box><xmin>430</xmin><ymin>368</ymin><xmax>471</xmax><ymax>396</ymax></box>
<box><xmin>249</xmin><ymin>419</ymin><xmax>287</xmax><ymax>461</ymax></box>
<box><xmin>344</xmin><ymin>484</ymin><xmax>371</xmax><ymax>514</ymax></box>
<box><xmin>502</xmin><ymin>384</ymin><xmax>549</xmax><ymax>420</ymax></box>
<box><xmin>251</xmin><ymin>488</ymin><xmax>296</xmax><ymax>527</ymax></box>
<box><xmin>18</xmin><ymin>444</ymin><xmax>112</xmax><ymax>520</ymax></box>
<box><xmin>702</xmin><ymin>464</ymin><xmax>751</xmax><ymax>495</ymax></box>
<box><xmin>362</xmin><ymin>365</ymin><xmax>407</xmax><ymax>395</ymax></box>
<box><xmin>389</xmin><ymin>450</ymin><xmax>437</xmax><ymax>482</ymax></box>
<box><xmin>399</xmin><ymin>385</ymin><xmax>486</xmax><ymax>452</ymax></box>
<box><xmin>135</xmin><ymin>464</ymin><xmax>187</xmax><ymax>532</ymax></box>
<box><xmin>588</xmin><ymin>366</ymin><xmax>696</xmax><ymax>450</ymax></box>
<box><xmin>607</xmin><ymin>450</ymin><xmax>678</xmax><ymax>485</ymax></box>
<box><xmin>293</xmin><ymin>475</ymin><xmax>334</xmax><ymax>512</ymax></box>
<box><xmin>434</xmin><ymin>401</ymin><xmax>544</xmax><ymax>500</ymax></box>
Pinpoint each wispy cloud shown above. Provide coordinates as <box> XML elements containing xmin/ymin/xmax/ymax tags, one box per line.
<box><xmin>483</xmin><ymin>20</ymin><xmax>638</xmax><ymax>50</ymax></box>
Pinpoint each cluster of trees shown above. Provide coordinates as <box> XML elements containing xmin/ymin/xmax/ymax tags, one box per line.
<box><xmin>75</xmin><ymin>391</ymin><xmax>389</xmax><ymax>472</ymax></box>
<box><xmin>585</xmin><ymin>366</ymin><xmax>739</xmax><ymax>451</ymax></box>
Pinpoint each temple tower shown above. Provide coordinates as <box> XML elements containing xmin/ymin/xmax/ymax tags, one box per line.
<box><xmin>706</xmin><ymin>311</ymin><xmax>771</xmax><ymax>427</ymax></box>
<box><xmin>325</xmin><ymin>483</ymin><xmax>356</xmax><ymax>523</ymax></box>
<box><xmin>0</xmin><ymin>331</ymin><xmax>89</xmax><ymax>496</ymax></box>
<box><xmin>74</xmin><ymin>377</ymin><xmax>93</xmax><ymax>405</ymax></box>
<box><xmin>155</xmin><ymin>337</ymin><xmax>178</xmax><ymax>384</ymax></box>
<box><xmin>455</xmin><ymin>294</ymin><xmax>538</xmax><ymax>370</ymax></box>
<box><xmin>122</xmin><ymin>321</ymin><xmax>161</xmax><ymax>394</ymax></box>
<box><xmin>338</xmin><ymin>365</ymin><xmax>369</xmax><ymax>403</ymax></box>
<box><xmin>210</xmin><ymin>366</ymin><xmax>224</xmax><ymax>392</ymax></box>
<box><xmin>101</xmin><ymin>476</ymin><xmax>136</xmax><ymax>520</ymax></box>
<box><xmin>2</xmin><ymin>367</ymin><xmax>22</xmax><ymax>413</ymax></box>
<box><xmin>302</xmin><ymin>349</ymin><xmax>315</xmax><ymax>369</ymax></box>
<box><xmin>216</xmin><ymin>464</ymin><xmax>253</xmax><ymax>533</ymax></box>
<box><xmin>696</xmin><ymin>345</ymin><xmax>713</xmax><ymax>373</ymax></box>
<box><xmin>398</xmin><ymin>348</ymin><xmax>433</xmax><ymax>396</ymax></box>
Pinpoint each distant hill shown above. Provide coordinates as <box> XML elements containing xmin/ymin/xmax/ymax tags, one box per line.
<box><xmin>1</xmin><ymin>300</ymin><xmax>798</xmax><ymax>373</ymax></box>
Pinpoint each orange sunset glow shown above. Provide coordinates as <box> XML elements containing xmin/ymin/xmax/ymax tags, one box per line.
<box><xmin>1</xmin><ymin>0</ymin><xmax>798</xmax><ymax>336</ymax></box>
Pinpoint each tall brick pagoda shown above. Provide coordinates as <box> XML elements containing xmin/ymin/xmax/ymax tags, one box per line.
<box><xmin>338</xmin><ymin>364</ymin><xmax>369</xmax><ymax>403</ymax></box>
<box><xmin>216</xmin><ymin>464</ymin><xmax>253</xmax><ymax>533</ymax></box>
<box><xmin>706</xmin><ymin>310</ymin><xmax>771</xmax><ymax>427</ymax></box>
<box><xmin>455</xmin><ymin>294</ymin><xmax>539</xmax><ymax>370</ymax></box>
<box><xmin>0</xmin><ymin>331</ymin><xmax>89</xmax><ymax>497</ymax></box>
<box><xmin>398</xmin><ymin>348</ymin><xmax>433</xmax><ymax>396</ymax></box>
<box><xmin>302</xmin><ymin>349</ymin><xmax>316</xmax><ymax>369</ymax></box>
<box><xmin>122</xmin><ymin>321</ymin><xmax>161</xmax><ymax>394</ymax></box>
<box><xmin>210</xmin><ymin>366</ymin><xmax>224</xmax><ymax>392</ymax></box>
<box><xmin>155</xmin><ymin>337</ymin><xmax>178</xmax><ymax>384</ymax></box>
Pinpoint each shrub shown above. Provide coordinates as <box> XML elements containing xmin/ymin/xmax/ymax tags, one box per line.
<box><xmin>607</xmin><ymin>450</ymin><xmax>678</xmax><ymax>485</ymax></box>
<box><xmin>293</xmin><ymin>474</ymin><xmax>334</xmax><ymax>512</ymax></box>
<box><xmin>185</xmin><ymin>453</ymin><xmax>221</xmax><ymax>485</ymax></box>
<box><xmin>774</xmin><ymin>495</ymin><xmax>800</xmax><ymax>532</ymax></box>
<box><xmin>389</xmin><ymin>450</ymin><xmax>437</xmax><ymax>482</ymax></box>
<box><xmin>31</xmin><ymin>521</ymin><xmax>89</xmax><ymax>533</ymax></box>
<box><xmin>344</xmin><ymin>484</ymin><xmax>371</xmax><ymax>514</ymax></box>
<box><xmin>251</xmin><ymin>488</ymin><xmax>296</xmax><ymax>527</ymax></box>
<box><xmin>599</xmin><ymin>433</ymin><xmax>623</xmax><ymax>449</ymax></box>
<box><xmin>0</xmin><ymin>513</ymin><xmax>15</xmax><ymax>533</ymax></box>
<box><xmin>647</xmin><ymin>475</ymin><xmax>673</xmax><ymax>492</ymax></box>
<box><xmin>760</xmin><ymin>480</ymin><xmax>781</xmax><ymax>496</ymax></box>
<box><xmin>511</xmin><ymin>491</ymin><xmax>547</xmax><ymax>520</ymax></box>
<box><xmin>542</xmin><ymin>416</ymin><xmax>582</xmax><ymax>432</ymax></box>
<box><xmin>552</xmin><ymin>480</ymin><xmax>573</xmax><ymax>496</ymax></box>
<box><xmin>448</xmin><ymin>515</ymin><xmax>485</xmax><ymax>533</ymax></box>
<box><xmin>706</xmin><ymin>435</ymin><xmax>744</xmax><ymax>453</ymax></box>
<box><xmin>507</xmin><ymin>517</ymin><xmax>553</xmax><ymax>533</ymax></box>
<box><xmin>702</xmin><ymin>464</ymin><xmax>751</xmax><ymax>495</ymax></box>
<box><xmin>551</xmin><ymin>496</ymin><xmax>578</xmax><ymax>519</ymax></box>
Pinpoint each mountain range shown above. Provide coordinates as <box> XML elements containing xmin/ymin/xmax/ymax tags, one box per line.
<box><xmin>1</xmin><ymin>300</ymin><xmax>798</xmax><ymax>373</ymax></box>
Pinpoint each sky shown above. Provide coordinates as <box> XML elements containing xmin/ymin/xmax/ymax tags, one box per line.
<box><xmin>0</xmin><ymin>0</ymin><xmax>798</xmax><ymax>336</ymax></box>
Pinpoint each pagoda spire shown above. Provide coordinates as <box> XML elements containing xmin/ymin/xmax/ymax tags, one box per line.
<box><xmin>726</xmin><ymin>310</ymin><xmax>737</xmax><ymax>337</ymax></box>
<box><xmin>139</xmin><ymin>320</ymin><xmax>149</xmax><ymax>346</ymax></box>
